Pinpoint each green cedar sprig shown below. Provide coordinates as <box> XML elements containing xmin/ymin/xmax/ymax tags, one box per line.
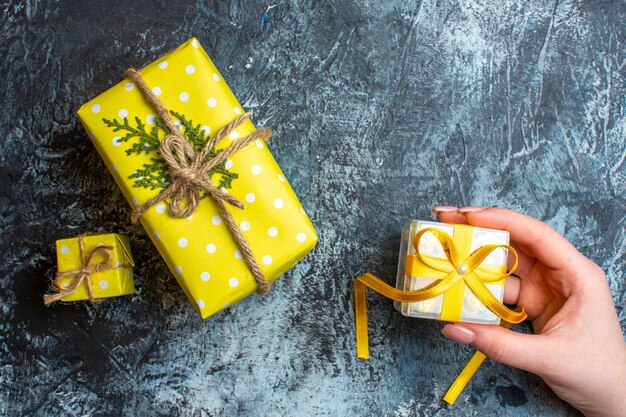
<box><xmin>102</xmin><ymin>111</ymin><xmax>238</xmax><ymax>192</ymax></box>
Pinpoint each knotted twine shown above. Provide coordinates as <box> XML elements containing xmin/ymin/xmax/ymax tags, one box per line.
<box><xmin>44</xmin><ymin>236</ymin><xmax>126</xmax><ymax>305</ymax></box>
<box><xmin>124</xmin><ymin>68</ymin><xmax>273</xmax><ymax>294</ymax></box>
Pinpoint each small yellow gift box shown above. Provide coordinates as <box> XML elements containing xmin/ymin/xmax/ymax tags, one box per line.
<box><xmin>47</xmin><ymin>234</ymin><xmax>134</xmax><ymax>303</ymax></box>
<box><xmin>77</xmin><ymin>38</ymin><xmax>317</xmax><ymax>318</ymax></box>
<box><xmin>394</xmin><ymin>220</ymin><xmax>510</xmax><ymax>325</ymax></box>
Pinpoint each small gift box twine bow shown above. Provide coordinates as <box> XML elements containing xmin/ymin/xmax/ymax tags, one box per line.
<box><xmin>44</xmin><ymin>236</ymin><xmax>132</xmax><ymax>305</ymax></box>
<box><xmin>353</xmin><ymin>227</ymin><xmax>528</xmax><ymax>404</ymax></box>
<box><xmin>124</xmin><ymin>69</ymin><xmax>273</xmax><ymax>294</ymax></box>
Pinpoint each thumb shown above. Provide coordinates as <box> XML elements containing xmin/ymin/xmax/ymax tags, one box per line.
<box><xmin>442</xmin><ymin>323</ymin><xmax>550</xmax><ymax>375</ymax></box>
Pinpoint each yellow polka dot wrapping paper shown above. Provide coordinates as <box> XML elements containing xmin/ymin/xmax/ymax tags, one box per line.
<box><xmin>77</xmin><ymin>38</ymin><xmax>317</xmax><ymax>318</ymax></box>
<box><xmin>55</xmin><ymin>234</ymin><xmax>135</xmax><ymax>301</ymax></box>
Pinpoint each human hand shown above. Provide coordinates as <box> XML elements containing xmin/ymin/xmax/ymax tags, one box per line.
<box><xmin>432</xmin><ymin>206</ymin><xmax>626</xmax><ymax>417</ymax></box>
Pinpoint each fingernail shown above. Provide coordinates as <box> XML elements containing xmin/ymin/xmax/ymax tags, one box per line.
<box><xmin>458</xmin><ymin>206</ymin><xmax>488</xmax><ymax>214</ymax></box>
<box><xmin>432</xmin><ymin>206</ymin><xmax>458</xmax><ymax>216</ymax></box>
<box><xmin>442</xmin><ymin>324</ymin><xmax>475</xmax><ymax>345</ymax></box>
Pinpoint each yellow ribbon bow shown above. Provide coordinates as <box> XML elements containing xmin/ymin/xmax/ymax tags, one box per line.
<box><xmin>354</xmin><ymin>226</ymin><xmax>527</xmax><ymax>404</ymax></box>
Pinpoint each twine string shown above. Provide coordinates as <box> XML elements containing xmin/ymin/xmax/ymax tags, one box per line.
<box><xmin>44</xmin><ymin>236</ymin><xmax>121</xmax><ymax>305</ymax></box>
<box><xmin>124</xmin><ymin>68</ymin><xmax>272</xmax><ymax>294</ymax></box>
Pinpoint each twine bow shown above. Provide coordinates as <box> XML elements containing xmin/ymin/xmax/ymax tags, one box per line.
<box><xmin>124</xmin><ymin>69</ymin><xmax>273</xmax><ymax>294</ymax></box>
<box><xmin>353</xmin><ymin>227</ymin><xmax>528</xmax><ymax>404</ymax></box>
<box><xmin>44</xmin><ymin>236</ymin><xmax>123</xmax><ymax>305</ymax></box>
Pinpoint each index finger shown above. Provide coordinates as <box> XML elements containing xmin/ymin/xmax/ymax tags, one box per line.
<box><xmin>462</xmin><ymin>207</ymin><xmax>584</xmax><ymax>270</ymax></box>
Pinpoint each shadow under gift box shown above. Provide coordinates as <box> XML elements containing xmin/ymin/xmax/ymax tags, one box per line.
<box><xmin>77</xmin><ymin>38</ymin><xmax>317</xmax><ymax>318</ymax></box>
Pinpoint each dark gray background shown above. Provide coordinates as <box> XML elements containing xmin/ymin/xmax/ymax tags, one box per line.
<box><xmin>1</xmin><ymin>1</ymin><xmax>624</xmax><ymax>416</ymax></box>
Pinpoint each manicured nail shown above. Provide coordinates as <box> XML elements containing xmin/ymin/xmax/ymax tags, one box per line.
<box><xmin>458</xmin><ymin>206</ymin><xmax>488</xmax><ymax>214</ymax></box>
<box><xmin>442</xmin><ymin>324</ymin><xmax>475</xmax><ymax>345</ymax></box>
<box><xmin>432</xmin><ymin>206</ymin><xmax>458</xmax><ymax>216</ymax></box>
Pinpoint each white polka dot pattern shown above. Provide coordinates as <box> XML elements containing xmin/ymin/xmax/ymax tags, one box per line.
<box><xmin>77</xmin><ymin>38</ymin><xmax>317</xmax><ymax>318</ymax></box>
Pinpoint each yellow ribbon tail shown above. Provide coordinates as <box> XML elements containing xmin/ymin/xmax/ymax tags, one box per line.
<box><xmin>355</xmin><ymin>272</ymin><xmax>417</xmax><ymax>359</ymax></box>
<box><xmin>443</xmin><ymin>351</ymin><xmax>487</xmax><ymax>404</ymax></box>
<box><xmin>442</xmin><ymin>321</ymin><xmax>517</xmax><ymax>404</ymax></box>
<box><xmin>354</xmin><ymin>277</ymin><xmax>369</xmax><ymax>359</ymax></box>
<box><xmin>354</xmin><ymin>272</ymin><xmax>461</xmax><ymax>359</ymax></box>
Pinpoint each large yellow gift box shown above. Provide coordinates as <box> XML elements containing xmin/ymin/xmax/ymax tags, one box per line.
<box><xmin>50</xmin><ymin>233</ymin><xmax>134</xmax><ymax>302</ymax></box>
<box><xmin>77</xmin><ymin>38</ymin><xmax>317</xmax><ymax>318</ymax></box>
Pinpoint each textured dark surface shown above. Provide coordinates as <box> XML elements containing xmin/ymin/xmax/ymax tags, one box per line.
<box><xmin>1</xmin><ymin>1</ymin><xmax>625</xmax><ymax>416</ymax></box>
